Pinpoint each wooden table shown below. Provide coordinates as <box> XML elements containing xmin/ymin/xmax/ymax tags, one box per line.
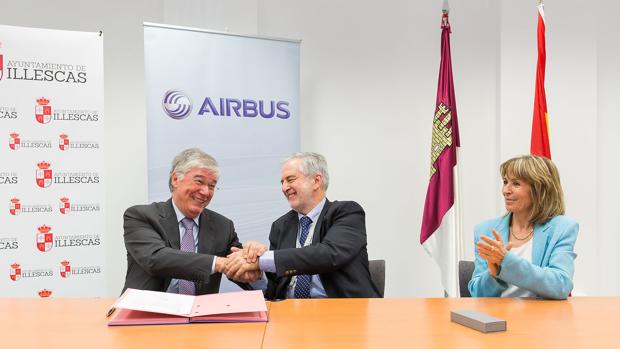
<box><xmin>0</xmin><ymin>298</ymin><xmax>268</xmax><ymax>349</ymax></box>
<box><xmin>2</xmin><ymin>297</ymin><xmax>619</xmax><ymax>348</ymax></box>
<box><xmin>263</xmin><ymin>297</ymin><xmax>620</xmax><ymax>349</ymax></box>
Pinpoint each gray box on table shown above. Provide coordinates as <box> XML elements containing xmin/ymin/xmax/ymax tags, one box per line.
<box><xmin>450</xmin><ymin>309</ymin><xmax>507</xmax><ymax>333</ymax></box>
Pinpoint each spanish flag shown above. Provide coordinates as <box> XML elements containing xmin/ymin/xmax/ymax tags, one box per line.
<box><xmin>531</xmin><ymin>2</ymin><xmax>551</xmax><ymax>159</ymax></box>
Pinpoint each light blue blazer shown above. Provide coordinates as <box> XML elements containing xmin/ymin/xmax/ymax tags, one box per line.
<box><xmin>468</xmin><ymin>214</ymin><xmax>578</xmax><ymax>300</ymax></box>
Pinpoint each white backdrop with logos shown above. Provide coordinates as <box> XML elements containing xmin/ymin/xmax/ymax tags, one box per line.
<box><xmin>144</xmin><ymin>23</ymin><xmax>300</xmax><ymax>292</ymax></box>
<box><xmin>0</xmin><ymin>24</ymin><xmax>105</xmax><ymax>298</ymax></box>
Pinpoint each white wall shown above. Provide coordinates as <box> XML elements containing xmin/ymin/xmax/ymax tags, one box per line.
<box><xmin>257</xmin><ymin>0</ymin><xmax>500</xmax><ymax>297</ymax></box>
<box><xmin>595</xmin><ymin>0</ymin><xmax>620</xmax><ymax>295</ymax></box>
<box><xmin>500</xmin><ymin>0</ymin><xmax>600</xmax><ymax>296</ymax></box>
<box><xmin>258</xmin><ymin>0</ymin><xmax>620</xmax><ymax>297</ymax></box>
<box><xmin>2</xmin><ymin>0</ymin><xmax>619</xmax><ymax>297</ymax></box>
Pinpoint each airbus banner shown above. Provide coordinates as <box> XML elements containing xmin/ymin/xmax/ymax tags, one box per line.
<box><xmin>144</xmin><ymin>24</ymin><xmax>300</xmax><ymax>291</ymax></box>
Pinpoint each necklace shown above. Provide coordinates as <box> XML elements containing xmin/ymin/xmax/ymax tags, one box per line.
<box><xmin>510</xmin><ymin>226</ymin><xmax>534</xmax><ymax>241</ymax></box>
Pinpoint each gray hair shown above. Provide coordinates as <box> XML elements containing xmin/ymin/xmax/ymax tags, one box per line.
<box><xmin>283</xmin><ymin>152</ymin><xmax>329</xmax><ymax>191</ymax></box>
<box><xmin>169</xmin><ymin>148</ymin><xmax>220</xmax><ymax>192</ymax></box>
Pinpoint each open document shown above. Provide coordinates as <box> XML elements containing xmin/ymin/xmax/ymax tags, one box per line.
<box><xmin>107</xmin><ymin>289</ymin><xmax>268</xmax><ymax>326</ymax></box>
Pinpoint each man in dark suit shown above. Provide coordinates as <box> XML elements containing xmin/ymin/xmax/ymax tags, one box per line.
<box><xmin>122</xmin><ymin>148</ymin><xmax>257</xmax><ymax>295</ymax></box>
<box><xmin>225</xmin><ymin>152</ymin><xmax>380</xmax><ymax>299</ymax></box>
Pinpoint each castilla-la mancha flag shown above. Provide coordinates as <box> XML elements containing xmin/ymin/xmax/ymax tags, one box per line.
<box><xmin>420</xmin><ymin>12</ymin><xmax>463</xmax><ymax>297</ymax></box>
<box><xmin>531</xmin><ymin>2</ymin><xmax>551</xmax><ymax>159</ymax></box>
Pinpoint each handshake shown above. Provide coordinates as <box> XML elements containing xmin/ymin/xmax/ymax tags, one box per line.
<box><xmin>215</xmin><ymin>241</ymin><xmax>268</xmax><ymax>283</ymax></box>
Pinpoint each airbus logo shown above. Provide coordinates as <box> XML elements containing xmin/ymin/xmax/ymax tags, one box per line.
<box><xmin>162</xmin><ymin>90</ymin><xmax>291</xmax><ymax>120</ymax></box>
<box><xmin>162</xmin><ymin>90</ymin><xmax>192</xmax><ymax>119</ymax></box>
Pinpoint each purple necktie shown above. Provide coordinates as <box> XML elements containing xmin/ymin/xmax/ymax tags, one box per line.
<box><xmin>178</xmin><ymin>217</ymin><xmax>196</xmax><ymax>295</ymax></box>
<box><xmin>294</xmin><ymin>216</ymin><xmax>312</xmax><ymax>298</ymax></box>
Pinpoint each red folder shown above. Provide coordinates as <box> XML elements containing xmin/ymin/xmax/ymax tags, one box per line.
<box><xmin>107</xmin><ymin>289</ymin><xmax>268</xmax><ymax>326</ymax></box>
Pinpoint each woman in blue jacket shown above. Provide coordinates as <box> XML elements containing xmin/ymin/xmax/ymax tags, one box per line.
<box><xmin>468</xmin><ymin>155</ymin><xmax>578</xmax><ymax>299</ymax></box>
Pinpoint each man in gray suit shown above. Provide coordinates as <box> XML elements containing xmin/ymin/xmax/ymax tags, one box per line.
<box><xmin>122</xmin><ymin>148</ymin><xmax>257</xmax><ymax>295</ymax></box>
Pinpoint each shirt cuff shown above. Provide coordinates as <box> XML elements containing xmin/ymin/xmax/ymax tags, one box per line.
<box><xmin>211</xmin><ymin>256</ymin><xmax>217</xmax><ymax>274</ymax></box>
<box><xmin>258</xmin><ymin>250</ymin><xmax>276</xmax><ymax>273</ymax></box>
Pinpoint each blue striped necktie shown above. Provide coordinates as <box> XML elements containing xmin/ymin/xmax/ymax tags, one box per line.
<box><xmin>294</xmin><ymin>216</ymin><xmax>312</xmax><ymax>298</ymax></box>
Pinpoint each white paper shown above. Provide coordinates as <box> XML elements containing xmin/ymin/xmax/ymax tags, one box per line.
<box><xmin>115</xmin><ymin>289</ymin><xmax>194</xmax><ymax>316</ymax></box>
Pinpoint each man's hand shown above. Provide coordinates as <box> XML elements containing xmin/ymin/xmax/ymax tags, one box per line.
<box><xmin>237</xmin><ymin>270</ymin><xmax>262</xmax><ymax>283</ymax></box>
<box><xmin>224</xmin><ymin>250</ymin><xmax>261</xmax><ymax>282</ymax></box>
<box><xmin>214</xmin><ymin>256</ymin><xmax>229</xmax><ymax>273</ymax></box>
<box><xmin>240</xmin><ymin>241</ymin><xmax>267</xmax><ymax>263</ymax></box>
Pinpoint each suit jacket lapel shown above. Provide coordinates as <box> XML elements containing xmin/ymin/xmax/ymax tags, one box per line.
<box><xmin>282</xmin><ymin>211</ymin><xmax>299</xmax><ymax>248</ymax></box>
<box><xmin>312</xmin><ymin>199</ymin><xmax>331</xmax><ymax>244</ymax></box>
<box><xmin>496</xmin><ymin>214</ymin><xmax>511</xmax><ymax>244</ymax></box>
<box><xmin>276</xmin><ymin>211</ymin><xmax>298</xmax><ymax>298</ymax></box>
<box><xmin>160</xmin><ymin>199</ymin><xmax>181</xmax><ymax>249</ymax></box>
<box><xmin>532</xmin><ymin>221</ymin><xmax>551</xmax><ymax>266</ymax></box>
<box><xmin>198</xmin><ymin>209</ymin><xmax>216</xmax><ymax>254</ymax></box>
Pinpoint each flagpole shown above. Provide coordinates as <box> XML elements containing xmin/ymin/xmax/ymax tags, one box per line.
<box><xmin>442</xmin><ymin>0</ymin><xmax>449</xmax><ymax>14</ymax></box>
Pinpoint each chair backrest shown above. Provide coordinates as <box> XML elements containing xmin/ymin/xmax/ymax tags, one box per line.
<box><xmin>459</xmin><ymin>260</ymin><xmax>474</xmax><ymax>297</ymax></box>
<box><xmin>369</xmin><ymin>259</ymin><xmax>385</xmax><ymax>298</ymax></box>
